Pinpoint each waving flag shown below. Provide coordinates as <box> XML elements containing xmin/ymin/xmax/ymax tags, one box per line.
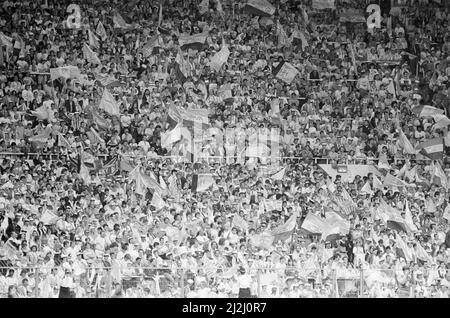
<box><xmin>276</xmin><ymin>21</ymin><xmax>289</xmax><ymax>47</ymax></box>
<box><xmin>142</xmin><ymin>172</ymin><xmax>166</xmax><ymax>195</ymax></box>
<box><xmin>31</xmin><ymin>105</ymin><xmax>51</xmax><ymax>121</ymax></box>
<box><xmin>87</xmin><ymin>127</ymin><xmax>106</xmax><ymax>146</ymax></box>
<box><xmin>216</xmin><ymin>0</ymin><xmax>224</xmax><ymax>15</ymax></box>
<box><xmin>301</xmin><ymin>213</ymin><xmax>326</xmax><ymax>234</ymax></box>
<box><xmin>361</xmin><ymin>181</ymin><xmax>373</xmax><ymax>195</ymax></box>
<box><xmin>416</xmin><ymin>138</ymin><xmax>444</xmax><ymax>160</ymax></box>
<box><xmin>0</xmin><ymin>32</ymin><xmax>13</xmax><ymax>48</ymax></box>
<box><xmin>82</xmin><ymin>43</ymin><xmax>101</xmax><ymax>65</ymax></box>
<box><xmin>161</xmin><ymin>124</ymin><xmax>182</xmax><ymax>149</ymax></box>
<box><xmin>151</xmin><ymin>190</ymin><xmax>166</xmax><ymax>210</ymax></box>
<box><xmin>130</xmin><ymin>168</ymin><xmax>165</xmax><ymax>196</ymax></box>
<box><xmin>373</xmin><ymin>175</ymin><xmax>383</xmax><ymax>190</ymax></box>
<box><xmin>271</xmin><ymin>213</ymin><xmax>297</xmax><ymax>242</ymax></box>
<box><xmin>91</xmin><ymin>108</ymin><xmax>111</xmax><ymax>130</ymax></box>
<box><xmin>179</xmin><ymin>32</ymin><xmax>208</xmax><ymax>51</ymax></box>
<box><xmin>291</xmin><ymin>29</ymin><xmax>309</xmax><ymax>50</ymax></box>
<box><xmin>79</xmin><ymin>162</ymin><xmax>92</xmax><ymax>184</ymax></box>
<box><xmin>50</xmin><ymin>66</ymin><xmax>82</xmax><ymax>81</ymax></box>
<box><xmin>321</xmin><ymin>210</ymin><xmax>350</xmax><ymax>241</ymax></box>
<box><xmin>40</xmin><ymin>210</ymin><xmax>59</xmax><ymax>225</ymax></box>
<box><xmin>331</xmin><ymin>188</ymin><xmax>356</xmax><ymax>215</ymax></box>
<box><xmin>142</xmin><ymin>34</ymin><xmax>162</xmax><ymax>57</ymax></box>
<box><xmin>208</xmin><ymin>44</ymin><xmax>230</xmax><ymax>72</ymax></box>
<box><xmin>191</xmin><ymin>174</ymin><xmax>215</xmax><ymax>192</ymax></box>
<box><xmin>404</xmin><ymin>199</ymin><xmax>418</xmax><ymax>233</ymax></box>
<box><xmin>398</xmin><ymin>128</ymin><xmax>416</xmax><ymax>154</ymax></box>
<box><xmin>29</xmin><ymin>127</ymin><xmax>52</xmax><ymax>149</ymax></box>
<box><xmin>58</xmin><ymin>133</ymin><xmax>72</xmax><ymax>149</ymax></box>
<box><xmin>431</xmin><ymin>161</ymin><xmax>448</xmax><ymax>189</ymax></box>
<box><xmin>379</xmin><ymin>199</ymin><xmax>408</xmax><ymax>233</ymax></box>
<box><xmin>96</xmin><ymin>21</ymin><xmax>107</xmax><ymax>41</ymax></box>
<box><xmin>88</xmin><ymin>29</ymin><xmax>100</xmax><ymax>49</ymax></box>
<box><xmin>1</xmin><ymin>181</ymin><xmax>14</xmax><ymax>189</ymax></box>
<box><xmin>101</xmin><ymin>157</ymin><xmax>119</xmax><ymax>175</ymax></box>
<box><xmin>432</xmin><ymin>114</ymin><xmax>450</xmax><ymax>130</ymax></box>
<box><xmin>167</xmin><ymin>101</ymin><xmax>183</xmax><ymax>128</ymax></box>
<box><xmin>383</xmin><ymin>173</ymin><xmax>409</xmax><ymax>188</ymax></box>
<box><xmin>99</xmin><ymin>88</ymin><xmax>120</xmax><ymax>116</ymax></box>
<box><xmin>113</xmin><ymin>13</ymin><xmax>131</xmax><ymax>29</ymax></box>
<box><xmin>412</xmin><ymin>105</ymin><xmax>444</xmax><ymax>117</ymax></box>
<box><xmin>416</xmin><ymin>243</ymin><xmax>432</xmax><ymax>263</ymax></box>
<box><xmin>95</xmin><ymin>73</ymin><xmax>120</xmax><ymax>88</ymax></box>
<box><xmin>270</xmin><ymin>167</ymin><xmax>286</xmax><ymax>180</ymax></box>
<box><xmin>199</xmin><ymin>0</ymin><xmax>209</xmax><ymax>14</ymax></box>
<box><xmin>232</xmin><ymin>214</ymin><xmax>248</xmax><ymax>231</ymax></box>
<box><xmin>177</xmin><ymin>107</ymin><xmax>210</xmax><ymax>127</ymax></box>
<box><xmin>119</xmin><ymin>156</ymin><xmax>134</xmax><ymax>172</ymax></box>
<box><xmin>250</xmin><ymin>232</ymin><xmax>274</xmax><ymax>249</ymax></box>
<box><xmin>244</xmin><ymin>0</ymin><xmax>276</xmax><ymax>16</ymax></box>
<box><xmin>272</xmin><ymin>61</ymin><xmax>299</xmax><ymax>84</ymax></box>
<box><xmin>396</xmin><ymin>234</ymin><xmax>412</xmax><ymax>262</ymax></box>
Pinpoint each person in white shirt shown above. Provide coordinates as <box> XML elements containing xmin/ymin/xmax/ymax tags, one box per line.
<box><xmin>236</xmin><ymin>267</ymin><xmax>253</xmax><ymax>298</ymax></box>
<box><xmin>58</xmin><ymin>269</ymin><xmax>75</xmax><ymax>298</ymax></box>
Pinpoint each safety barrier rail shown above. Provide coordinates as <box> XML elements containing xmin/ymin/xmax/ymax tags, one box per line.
<box><xmin>0</xmin><ymin>266</ymin><xmax>445</xmax><ymax>298</ymax></box>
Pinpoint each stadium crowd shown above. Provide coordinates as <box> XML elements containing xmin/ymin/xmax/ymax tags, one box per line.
<box><xmin>0</xmin><ymin>0</ymin><xmax>450</xmax><ymax>298</ymax></box>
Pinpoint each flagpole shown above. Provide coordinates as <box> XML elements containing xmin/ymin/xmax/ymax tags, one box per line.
<box><xmin>232</xmin><ymin>1</ymin><xmax>235</xmax><ymax>22</ymax></box>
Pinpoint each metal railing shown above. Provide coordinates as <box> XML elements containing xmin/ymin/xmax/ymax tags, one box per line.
<box><xmin>0</xmin><ymin>151</ymin><xmax>439</xmax><ymax>166</ymax></box>
<box><xmin>0</xmin><ymin>266</ymin><xmax>447</xmax><ymax>298</ymax></box>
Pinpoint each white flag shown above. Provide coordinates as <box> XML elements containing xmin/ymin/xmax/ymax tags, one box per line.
<box><xmin>208</xmin><ymin>45</ymin><xmax>230</xmax><ymax>72</ymax></box>
<box><xmin>99</xmin><ymin>88</ymin><xmax>120</xmax><ymax>116</ymax></box>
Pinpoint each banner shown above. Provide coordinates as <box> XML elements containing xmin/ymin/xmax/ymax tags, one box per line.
<box><xmin>50</xmin><ymin>66</ymin><xmax>82</xmax><ymax>81</ymax></box>
<box><xmin>339</xmin><ymin>9</ymin><xmax>366</xmax><ymax>23</ymax></box>
<box><xmin>312</xmin><ymin>0</ymin><xmax>335</xmax><ymax>10</ymax></box>
<box><xmin>244</xmin><ymin>0</ymin><xmax>276</xmax><ymax>16</ymax></box>
<box><xmin>273</xmin><ymin>61</ymin><xmax>299</xmax><ymax>84</ymax></box>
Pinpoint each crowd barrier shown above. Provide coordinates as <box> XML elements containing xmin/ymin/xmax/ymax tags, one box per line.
<box><xmin>0</xmin><ymin>266</ymin><xmax>444</xmax><ymax>298</ymax></box>
<box><xmin>0</xmin><ymin>152</ymin><xmax>439</xmax><ymax>166</ymax></box>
